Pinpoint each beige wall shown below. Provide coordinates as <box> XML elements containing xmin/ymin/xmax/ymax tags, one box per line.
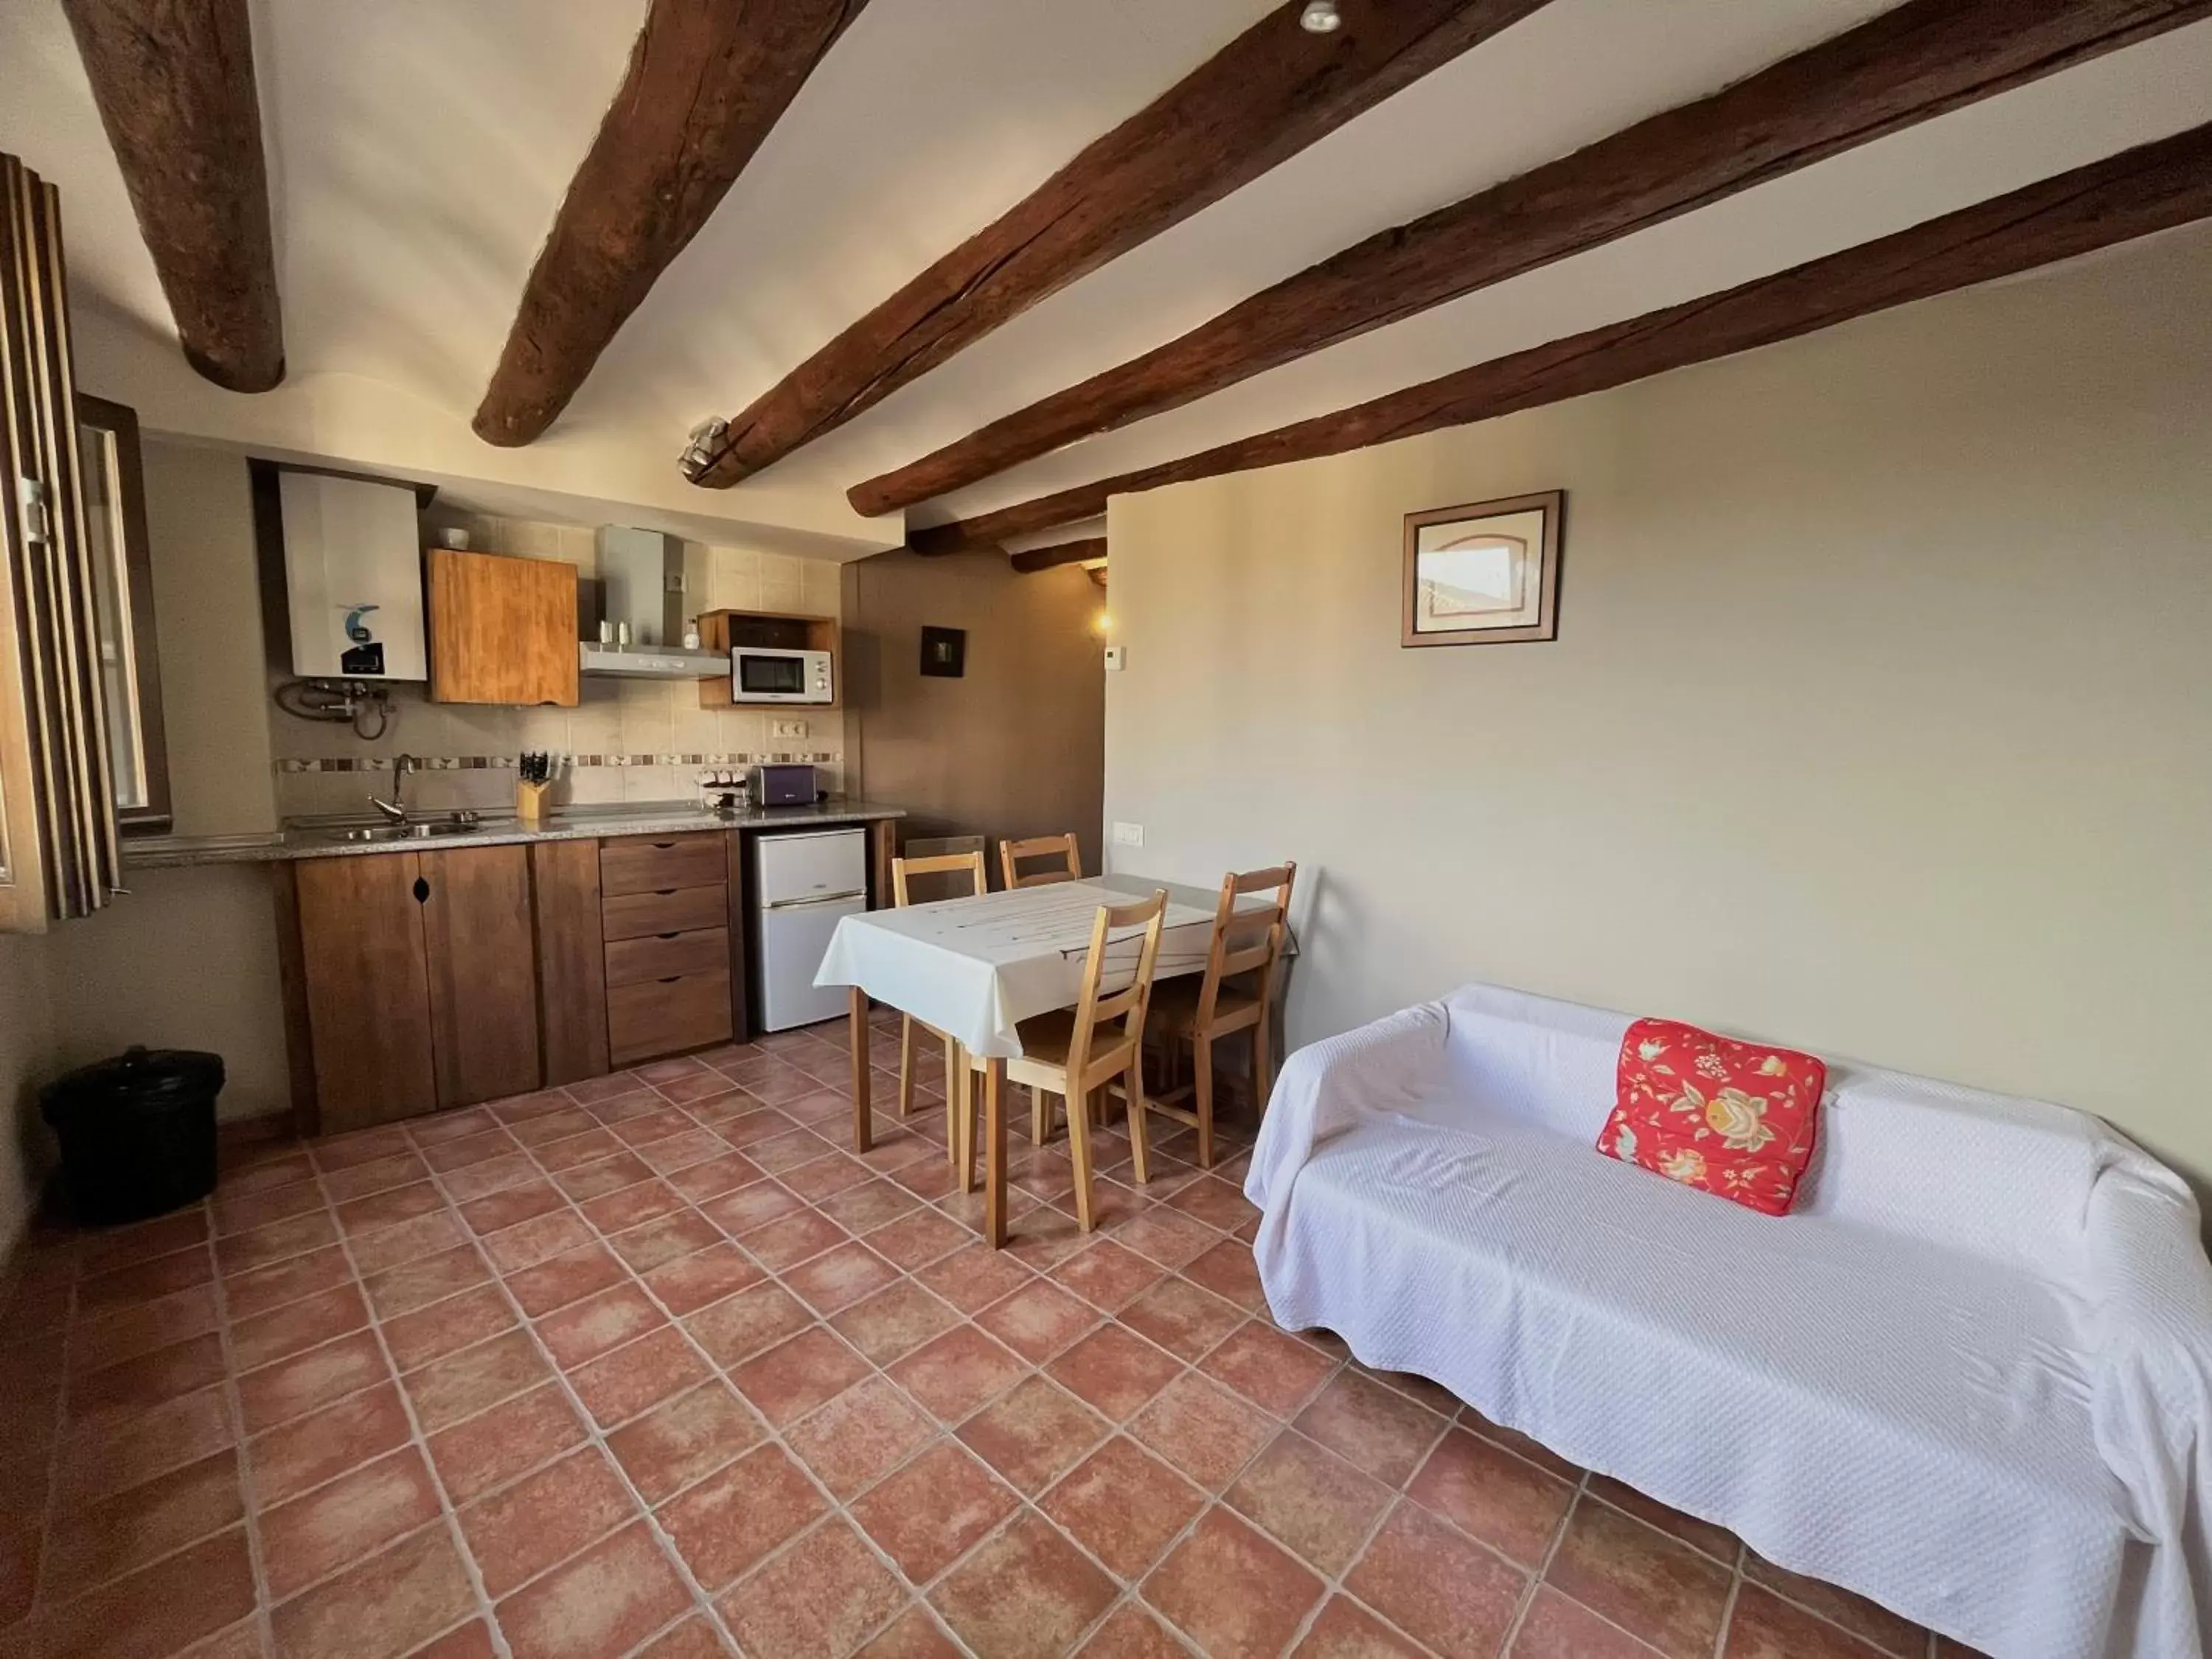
<box><xmin>141</xmin><ymin>442</ymin><xmax>279</xmax><ymax>835</ymax></box>
<box><xmin>0</xmin><ymin>933</ymin><xmax>57</xmax><ymax>1253</ymax></box>
<box><xmin>44</xmin><ymin>866</ymin><xmax>291</xmax><ymax>1123</ymax></box>
<box><xmin>1105</xmin><ymin>222</ymin><xmax>2212</xmax><ymax>1190</ymax></box>
<box><xmin>844</xmin><ymin>549</ymin><xmax>1106</xmax><ymax>874</ymax></box>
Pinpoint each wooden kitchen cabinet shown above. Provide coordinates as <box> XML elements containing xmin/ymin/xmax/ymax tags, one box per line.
<box><xmin>421</xmin><ymin>845</ymin><xmax>542</xmax><ymax>1109</ymax></box>
<box><xmin>427</xmin><ymin>546</ymin><xmax>579</xmax><ymax>706</ymax></box>
<box><xmin>287</xmin><ymin>854</ymin><xmax>439</xmax><ymax>1133</ymax></box>
<box><xmin>282</xmin><ymin>843</ymin><xmax>540</xmax><ymax>1134</ymax></box>
<box><xmin>597</xmin><ymin>833</ymin><xmax>737</xmax><ymax>1065</ymax></box>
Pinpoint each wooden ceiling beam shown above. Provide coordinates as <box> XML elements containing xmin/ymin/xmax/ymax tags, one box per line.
<box><xmin>682</xmin><ymin>0</ymin><xmax>1553</xmax><ymax>487</ymax></box>
<box><xmin>59</xmin><ymin>0</ymin><xmax>283</xmax><ymax>392</ymax></box>
<box><xmin>907</xmin><ymin>122</ymin><xmax>2212</xmax><ymax>554</ymax></box>
<box><xmin>1009</xmin><ymin>538</ymin><xmax>1107</xmax><ymax>575</ymax></box>
<box><xmin>858</xmin><ymin>0</ymin><xmax>2212</xmax><ymax>517</ymax></box>
<box><xmin>473</xmin><ymin>0</ymin><xmax>871</xmax><ymax>448</ymax></box>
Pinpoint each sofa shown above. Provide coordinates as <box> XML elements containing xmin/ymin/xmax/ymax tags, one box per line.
<box><xmin>1244</xmin><ymin>982</ymin><xmax>2212</xmax><ymax>1659</ymax></box>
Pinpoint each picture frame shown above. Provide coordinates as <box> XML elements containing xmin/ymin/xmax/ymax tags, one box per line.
<box><xmin>1402</xmin><ymin>490</ymin><xmax>1564</xmax><ymax>647</ymax></box>
<box><xmin>919</xmin><ymin>625</ymin><xmax>966</xmax><ymax>678</ymax></box>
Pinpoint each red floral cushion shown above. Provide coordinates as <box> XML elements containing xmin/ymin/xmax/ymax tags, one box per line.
<box><xmin>1596</xmin><ymin>1018</ymin><xmax>1826</xmax><ymax>1215</ymax></box>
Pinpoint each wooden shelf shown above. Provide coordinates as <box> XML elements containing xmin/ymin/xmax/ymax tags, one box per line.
<box><xmin>696</xmin><ymin>608</ymin><xmax>841</xmax><ymax>711</ymax></box>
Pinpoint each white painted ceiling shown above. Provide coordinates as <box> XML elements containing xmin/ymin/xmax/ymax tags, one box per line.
<box><xmin>2</xmin><ymin>0</ymin><xmax>2208</xmax><ymax>558</ymax></box>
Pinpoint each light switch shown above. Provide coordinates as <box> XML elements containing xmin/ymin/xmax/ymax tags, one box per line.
<box><xmin>1103</xmin><ymin>645</ymin><xmax>1126</xmax><ymax>672</ymax></box>
<box><xmin>771</xmin><ymin>718</ymin><xmax>810</xmax><ymax>740</ymax></box>
<box><xmin>1112</xmin><ymin>821</ymin><xmax>1144</xmax><ymax>847</ymax></box>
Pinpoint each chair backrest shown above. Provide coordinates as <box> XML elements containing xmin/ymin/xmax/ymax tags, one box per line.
<box><xmin>1068</xmin><ymin>888</ymin><xmax>1169</xmax><ymax>1074</ymax></box>
<box><xmin>892</xmin><ymin>850</ymin><xmax>987</xmax><ymax>907</ymax></box>
<box><xmin>1199</xmin><ymin>863</ymin><xmax>1297</xmax><ymax>1023</ymax></box>
<box><xmin>1000</xmin><ymin>832</ymin><xmax>1081</xmax><ymax>890</ymax></box>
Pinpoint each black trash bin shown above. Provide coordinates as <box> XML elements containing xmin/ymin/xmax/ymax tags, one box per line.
<box><xmin>41</xmin><ymin>1047</ymin><xmax>223</xmax><ymax>1226</ymax></box>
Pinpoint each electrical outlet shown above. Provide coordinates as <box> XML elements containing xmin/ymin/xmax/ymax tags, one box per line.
<box><xmin>1112</xmin><ymin>821</ymin><xmax>1144</xmax><ymax>847</ymax></box>
<box><xmin>771</xmin><ymin>718</ymin><xmax>810</xmax><ymax>740</ymax></box>
<box><xmin>1103</xmin><ymin>645</ymin><xmax>1126</xmax><ymax>672</ymax></box>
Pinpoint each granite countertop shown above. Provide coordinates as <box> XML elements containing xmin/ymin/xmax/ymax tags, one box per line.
<box><xmin>125</xmin><ymin>799</ymin><xmax>906</xmax><ymax>869</ymax></box>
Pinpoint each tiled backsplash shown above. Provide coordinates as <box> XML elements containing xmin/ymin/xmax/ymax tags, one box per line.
<box><xmin>268</xmin><ymin>514</ymin><xmax>846</xmax><ymax>819</ymax></box>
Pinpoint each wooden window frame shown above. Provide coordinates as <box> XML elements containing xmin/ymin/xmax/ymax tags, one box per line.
<box><xmin>76</xmin><ymin>392</ymin><xmax>170</xmax><ymax>835</ymax></box>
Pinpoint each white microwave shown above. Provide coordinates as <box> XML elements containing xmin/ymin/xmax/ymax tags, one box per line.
<box><xmin>731</xmin><ymin>646</ymin><xmax>833</xmax><ymax>704</ymax></box>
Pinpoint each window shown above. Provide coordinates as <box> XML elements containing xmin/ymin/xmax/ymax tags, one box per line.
<box><xmin>76</xmin><ymin>394</ymin><xmax>170</xmax><ymax>835</ymax></box>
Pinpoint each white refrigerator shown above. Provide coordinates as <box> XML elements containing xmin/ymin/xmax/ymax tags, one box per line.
<box><xmin>752</xmin><ymin>828</ymin><xmax>869</xmax><ymax>1032</ymax></box>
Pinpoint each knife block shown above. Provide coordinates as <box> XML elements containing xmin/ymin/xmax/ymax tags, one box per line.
<box><xmin>515</xmin><ymin>779</ymin><xmax>553</xmax><ymax>823</ymax></box>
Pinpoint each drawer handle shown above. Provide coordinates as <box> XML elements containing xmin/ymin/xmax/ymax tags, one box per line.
<box><xmin>652</xmin><ymin>841</ymin><xmax>676</xmax><ymax>849</ymax></box>
<box><xmin>659</xmin><ymin>975</ymin><xmax>681</xmax><ymax>984</ymax></box>
<box><xmin>655</xmin><ymin>888</ymin><xmax>676</xmax><ymax>897</ymax></box>
<box><xmin>658</xmin><ymin>932</ymin><xmax>679</xmax><ymax>940</ymax></box>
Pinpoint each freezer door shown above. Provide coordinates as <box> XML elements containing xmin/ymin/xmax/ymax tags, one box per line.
<box><xmin>754</xmin><ymin>828</ymin><xmax>868</xmax><ymax>906</ymax></box>
<box><xmin>759</xmin><ymin>894</ymin><xmax>867</xmax><ymax>1032</ymax></box>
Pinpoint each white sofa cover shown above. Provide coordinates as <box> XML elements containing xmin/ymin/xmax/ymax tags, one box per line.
<box><xmin>1244</xmin><ymin>982</ymin><xmax>2212</xmax><ymax>1659</ymax></box>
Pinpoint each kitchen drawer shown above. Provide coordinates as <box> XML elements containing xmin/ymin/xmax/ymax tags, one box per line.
<box><xmin>606</xmin><ymin>926</ymin><xmax>729</xmax><ymax>988</ymax></box>
<box><xmin>600</xmin><ymin>834</ymin><xmax>728</xmax><ymax>898</ymax></box>
<box><xmin>608</xmin><ymin>969</ymin><xmax>732</xmax><ymax>1065</ymax></box>
<box><xmin>602</xmin><ymin>883</ymin><xmax>728</xmax><ymax>942</ymax></box>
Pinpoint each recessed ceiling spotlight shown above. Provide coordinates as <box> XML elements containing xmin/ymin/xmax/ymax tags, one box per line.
<box><xmin>1300</xmin><ymin>1</ymin><xmax>1342</xmax><ymax>35</ymax></box>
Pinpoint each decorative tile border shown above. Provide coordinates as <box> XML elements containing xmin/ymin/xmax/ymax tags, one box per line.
<box><xmin>275</xmin><ymin>752</ymin><xmax>838</xmax><ymax>774</ymax></box>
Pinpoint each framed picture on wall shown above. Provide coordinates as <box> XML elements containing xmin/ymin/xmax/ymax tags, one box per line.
<box><xmin>919</xmin><ymin>625</ymin><xmax>966</xmax><ymax>678</ymax></box>
<box><xmin>1402</xmin><ymin>490</ymin><xmax>1563</xmax><ymax>647</ymax></box>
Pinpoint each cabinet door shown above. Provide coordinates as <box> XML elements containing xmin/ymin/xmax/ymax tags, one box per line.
<box><xmin>294</xmin><ymin>853</ymin><xmax>438</xmax><ymax>1133</ymax></box>
<box><xmin>530</xmin><ymin>838</ymin><xmax>608</xmax><ymax>1085</ymax></box>
<box><xmin>420</xmin><ymin>844</ymin><xmax>541</xmax><ymax>1108</ymax></box>
<box><xmin>427</xmin><ymin>547</ymin><xmax>579</xmax><ymax>706</ymax></box>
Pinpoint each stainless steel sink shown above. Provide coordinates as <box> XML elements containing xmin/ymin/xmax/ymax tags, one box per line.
<box><xmin>323</xmin><ymin>817</ymin><xmax>484</xmax><ymax>844</ymax></box>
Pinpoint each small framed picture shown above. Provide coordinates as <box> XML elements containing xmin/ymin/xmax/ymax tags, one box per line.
<box><xmin>919</xmin><ymin>625</ymin><xmax>966</xmax><ymax>678</ymax></box>
<box><xmin>1402</xmin><ymin>490</ymin><xmax>1563</xmax><ymax>647</ymax></box>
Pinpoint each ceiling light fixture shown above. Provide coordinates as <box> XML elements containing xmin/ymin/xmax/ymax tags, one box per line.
<box><xmin>1300</xmin><ymin>1</ymin><xmax>1342</xmax><ymax>33</ymax></box>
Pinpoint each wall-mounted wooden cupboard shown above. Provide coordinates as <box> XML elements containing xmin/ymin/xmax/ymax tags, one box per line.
<box><xmin>426</xmin><ymin>546</ymin><xmax>580</xmax><ymax>707</ymax></box>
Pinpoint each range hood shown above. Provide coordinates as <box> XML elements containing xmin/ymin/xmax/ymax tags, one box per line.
<box><xmin>580</xmin><ymin>526</ymin><xmax>727</xmax><ymax>678</ymax></box>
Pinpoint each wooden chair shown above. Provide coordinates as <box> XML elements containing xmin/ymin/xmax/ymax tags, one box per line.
<box><xmin>891</xmin><ymin>850</ymin><xmax>988</xmax><ymax>1171</ymax></box>
<box><xmin>960</xmin><ymin>888</ymin><xmax>1168</xmax><ymax>1231</ymax></box>
<box><xmin>999</xmin><ymin>832</ymin><xmax>1082</xmax><ymax>890</ymax></box>
<box><xmin>1143</xmin><ymin>863</ymin><xmax>1296</xmax><ymax>1167</ymax></box>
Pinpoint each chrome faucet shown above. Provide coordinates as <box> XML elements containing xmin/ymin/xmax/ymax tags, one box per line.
<box><xmin>367</xmin><ymin>754</ymin><xmax>418</xmax><ymax>824</ymax></box>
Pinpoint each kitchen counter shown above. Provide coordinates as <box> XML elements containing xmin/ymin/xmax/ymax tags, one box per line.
<box><xmin>125</xmin><ymin>799</ymin><xmax>907</xmax><ymax>869</ymax></box>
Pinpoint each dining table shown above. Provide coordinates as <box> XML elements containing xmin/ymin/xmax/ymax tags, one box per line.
<box><xmin>813</xmin><ymin>873</ymin><xmax>1289</xmax><ymax>1247</ymax></box>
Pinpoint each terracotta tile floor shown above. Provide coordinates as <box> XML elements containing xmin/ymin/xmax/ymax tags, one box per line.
<box><xmin>0</xmin><ymin>1014</ymin><xmax>1982</xmax><ymax>1659</ymax></box>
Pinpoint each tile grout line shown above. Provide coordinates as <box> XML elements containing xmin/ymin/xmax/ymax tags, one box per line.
<box><xmin>307</xmin><ymin>1156</ymin><xmax>517</xmax><ymax>1659</ymax></box>
<box><xmin>201</xmin><ymin>1210</ymin><xmax>288</xmax><ymax>1659</ymax></box>
<box><xmin>413</xmin><ymin>1082</ymin><xmax>762</xmax><ymax>1659</ymax></box>
<box><xmin>543</xmin><ymin>1055</ymin><xmax>1267</xmax><ymax>1659</ymax></box>
<box><xmin>24</xmin><ymin>1232</ymin><xmax>82</xmax><ymax>1636</ymax></box>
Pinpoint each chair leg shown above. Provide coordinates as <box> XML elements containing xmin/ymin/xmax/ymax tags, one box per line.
<box><xmin>898</xmin><ymin>1017</ymin><xmax>917</xmax><ymax>1118</ymax></box>
<box><xmin>1194</xmin><ymin>1034</ymin><xmax>1215</xmax><ymax>1169</ymax></box>
<box><xmin>1124</xmin><ymin>1062</ymin><xmax>1152</xmax><ymax>1186</ymax></box>
<box><xmin>1253</xmin><ymin>1014</ymin><xmax>1274</xmax><ymax>1124</ymax></box>
<box><xmin>1064</xmin><ymin>1087</ymin><xmax>1096</xmax><ymax>1232</ymax></box>
<box><xmin>1030</xmin><ymin>1083</ymin><xmax>1048</xmax><ymax>1147</ymax></box>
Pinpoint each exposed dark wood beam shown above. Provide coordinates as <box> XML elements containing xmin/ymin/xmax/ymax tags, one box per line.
<box><xmin>59</xmin><ymin>0</ymin><xmax>282</xmax><ymax>392</ymax></box>
<box><xmin>474</xmin><ymin>0</ymin><xmax>871</xmax><ymax>448</ymax></box>
<box><xmin>683</xmin><ymin>0</ymin><xmax>1551</xmax><ymax>488</ymax></box>
<box><xmin>1009</xmin><ymin>538</ymin><xmax>1107</xmax><ymax>575</ymax></box>
<box><xmin>908</xmin><ymin>122</ymin><xmax>2212</xmax><ymax>554</ymax></box>
<box><xmin>858</xmin><ymin>0</ymin><xmax>2212</xmax><ymax>517</ymax></box>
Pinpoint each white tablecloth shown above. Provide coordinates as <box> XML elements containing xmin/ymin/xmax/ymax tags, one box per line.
<box><xmin>813</xmin><ymin>878</ymin><xmax>1223</xmax><ymax>1058</ymax></box>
